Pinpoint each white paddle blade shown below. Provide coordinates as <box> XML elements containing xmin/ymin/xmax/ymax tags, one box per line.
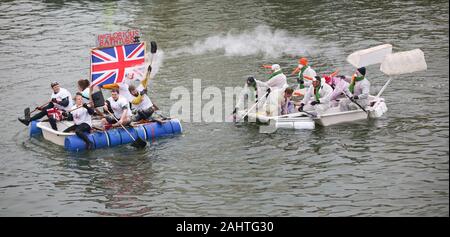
<box><xmin>347</xmin><ymin>44</ymin><xmax>393</xmax><ymax>68</ymax></box>
<box><xmin>380</xmin><ymin>49</ymin><xmax>427</xmax><ymax>75</ymax></box>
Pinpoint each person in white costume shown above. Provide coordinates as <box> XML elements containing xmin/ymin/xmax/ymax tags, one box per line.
<box><xmin>298</xmin><ymin>76</ymin><xmax>333</xmax><ymax>114</ymax></box>
<box><xmin>291</xmin><ymin>57</ymin><xmax>317</xmax><ymax>89</ymax></box>
<box><xmin>339</xmin><ymin>67</ymin><xmax>371</xmax><ymax>111</ymax></box>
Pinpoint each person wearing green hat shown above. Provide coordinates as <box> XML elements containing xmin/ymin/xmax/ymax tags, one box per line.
<box><xmin>339</xmin><ymin>67</ymin><xmax>371</xmax><ymax>111</ymax></box>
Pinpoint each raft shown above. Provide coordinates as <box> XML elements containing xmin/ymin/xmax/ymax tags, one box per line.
<box><xmin>29</xmin><ymin>119</ymin><xmax>182</xmax><ymax>152</ymax></box>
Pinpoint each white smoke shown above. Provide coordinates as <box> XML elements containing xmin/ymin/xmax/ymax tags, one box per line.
<box><xmin>169</xmin><ymin>25</ymin><xmax>317</xmax><ymax>58</ymax></box>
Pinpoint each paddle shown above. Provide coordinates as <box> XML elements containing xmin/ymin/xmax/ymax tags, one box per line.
<box><xmin>343</xmin><ymin>92</ymin><xmax>367</xmax><ymax>113</ymax></box>
<box><xmin>105</xmin><ymin>110</ymin><xmax>147</xmax><ymax>148</ymax></box>
<box><xmin>236</xmin><ymin>91</ymin><xmax>269</xmax><ymax>122</ymax></box>
<box><xmin>24</xmin><ymin>101</ymin><xmax>50</xmax><ymax>119</ymax></box>
<box><xmin>142</xmin><ymin>41</ymin><xmax>158</xmax><ymax>91</ymax></box>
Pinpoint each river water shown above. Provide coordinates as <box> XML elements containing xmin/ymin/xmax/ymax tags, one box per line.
<box><xmin>0</xmin><ymin>0</ymin><xmax>448</xmax><ymax>216</ymax></box>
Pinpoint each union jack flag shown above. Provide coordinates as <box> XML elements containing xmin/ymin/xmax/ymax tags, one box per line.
<box><xmin>91</xmin><ymin>42</ymin><xmax>146</xmax><ymax>87</ymax></box>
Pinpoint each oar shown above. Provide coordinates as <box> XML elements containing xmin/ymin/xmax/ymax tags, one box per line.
<box><xmin>142</xmin><ymin>41</ymin><xmax>158</xmax><ymax>91</ymax></box>
<box><xmin>24</xmin><ymin>101</ymin><xmax>50</xmax><ymax>119</ymax></box>
<box><xmin>105</xmin><ymin>110</ymin><xmax>147</xmax><ymax>148</ymax></box>
<box><xmin>236</xmin><ymin>91</ymin><xmax>269</xmax><ymax>122</ymax></box>
<box><xmin>343</xmin><ymin>92</ymin><xmax>367</xmax><ymax>113</ymax></box>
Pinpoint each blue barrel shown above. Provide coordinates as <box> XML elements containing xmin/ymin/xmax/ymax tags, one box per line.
<box><xmin>143</xmin><ymin>121</ymin><xmax>181</xmax><ymax>141</ymax></box>
<box><xmin>106</xmin><ymin>129</ymin><xmax>121</xmax><ymax>147</ymax></box>
<box><xmin>29</xmin><ymin>120</ymin><xmax>42</xmax><ymax>137</ymax></box>
<box><xmin>117</xmin><ymin>127</ymin><xmax>138</xmax><ymax>145</ymax></box>
<box><xmin>92</xmin><ymin>131</ymin><xmax>109</xmax><ymax>149</ymax></box>
<box><xmin>169</xmin><ymin>119</ymin><xmax>183</xmax><ymax>134</ymax></box>
<box><xmin>64</xmin><ymin>133</ymin><xmax>96</xmax><ymax>152</ymax></box>
<box><xmin>135</xmin><ymin>125</ymin><xmax>147</xmax><ymax>141</ymax></box>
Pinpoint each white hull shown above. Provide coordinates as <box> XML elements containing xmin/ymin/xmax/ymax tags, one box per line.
<box><xmin>237</xmin><ymin>96</ymin><xmax>387</xmax><ymax>129</ymax></box>
<box><xmin>240</xmin><ymin>111</ymin><xmax>315</xmax><ymax>130</ymax></box>
<box><xmin>37</xmin><ymin>121</ymin><xmax>75</xmax><ymax>146</ymax></box>
<box><xmin>36</xmin><ymin>120</ymin><xmax>104</xmax><ymax>146</ymax></box>
<box><xmin>315</xmin><ymin>95</ymin><xmax>388</xmax><ymax>126</ymax></box>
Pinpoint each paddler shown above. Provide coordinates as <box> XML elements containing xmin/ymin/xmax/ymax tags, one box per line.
<box><xmin>291</xmin><ymin>57</ymin><xmax>317</xmax><ymax>89</ymax></box>
<box><xmin>18</xmin><ymin>81</ymin><xmax>73</xmax><ymax>130</ymax></box>
<box><xmin>259</xmin><ymin>64</ymin><xmax>288</xmax><ymax>90</ymax></box>
<box><xmin>101</xmin><ymin>88</ymin><xmax>132</xmax><ymax>128</ymax></box>
<box><xmin>322</xmin><ymin>75</ymin><xmax>351</xmax><ymax>107</ymax></box>
<box><xmin>339</xmin><ymin>67</ymin><xmax>371</xmax><ymax>111</ymax></box>
<box><xmin>62</xmin><ymin>93</ymin><xmax>95</xmax><ymax>150</ymax></box>
<box><xmin>77</xmin><ymin>79</ymin><xmax>91</xmax><ymax>104</ymax></box>
<box><xmin>233</xmin><ymin>76</ymin><xmax>267</xmax><ymax>115</ymax></box>
<box><xmin>128</xmin><ymin>84</ymin><xmax>157</xmax><ymax>122</ymax></box>
<box><xmin>298</xmin><ymin>76</ymin><xmax>333</xmax><ymax>114</ymax></box>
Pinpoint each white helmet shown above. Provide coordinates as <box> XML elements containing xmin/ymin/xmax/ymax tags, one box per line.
<box><xmin>271</xmin><ymin>64</ymin><xmax>281</xmax><ymax>71</ymax></box>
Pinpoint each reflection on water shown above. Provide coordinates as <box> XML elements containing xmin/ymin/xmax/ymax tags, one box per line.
<box><xmin>0</xmin><ymin>0</ymin><xmax>448</xmax><ymax>216</ymax></box>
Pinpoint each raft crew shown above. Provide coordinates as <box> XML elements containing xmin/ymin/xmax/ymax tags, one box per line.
<box><xmin>234</xmin><ymin>76</ymin><xmax>268</xmax><ymax>114</ymax></box>
<box><xmin>18</xmin><ymin>81</ymin><xmax>73</xmax><ymax>130</ymax></box>
<box><xmin>298</xmin><ymin>76</ymin><xmax>332</xmax><ymax>114</ymax></box>
<box><xmin>323</xmin><ymin>75</ymin><xmax>351</xmax><ymax>107</ymax></box>
<box><xmin>62</xmin><ymin>93</ymin><xmax>95</xmax><ymax>149</ymax></box>
<box><xmin>77</xmin><ymin>79</ymin><xmax>91</xmax><ymax>104</ymax></box>
<box><xmin>291</xmin><ymin>57</ymin><xmax>317</xmax><ymax>89</ymax></box>
<box><xmin>102</xmin><ymin>88</ymin><xmax>132</xmax><ymax>128</ymax></box>
<box><xmin>339</xmin><ymin>67</ymin><xmax>371</xmax><ymax>111</ymax></box>
<box><xmin>259</xmin><ymin>64</ymin><xmax>288</xmax><ymax>90</ymax></box>
<box><xmin>280</xmin><ymin>87</ymin><xmax>295</xmax><ymax>115</ymax></box>
<box><xmin>128</xmin><ymin>85</ymin><xmax>156</xmax><ymax>122</ymax></box>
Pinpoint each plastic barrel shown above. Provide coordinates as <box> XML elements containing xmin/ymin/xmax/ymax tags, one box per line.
<box><xmin>92</xmin><ymin>131</ymin><xmax>109</xmax><ymax>149</ymax></box>
<box><xmin>169</xmin><ymin>119</ymin><xmax>183</xmax><ymax>134</ymax></box>
<box><xmin>64</xmin><ymin>133</ymin><xmax>95</xmax><ymax>152</ymax></box>
<box><xmin>135</xmin><ymin>125</ymin><xmax>147</xmax><ymax>141</ymax></box>
<box><xmin>29</xmin><ymin>120</ymin><xmax>42</xmax><ymax>137</ymax></box>
<box><xmin>143</xmin><ymin>121</ymin><xmax>178</xmax><ymax>141</ymax></box>
<box><xmin>106</xmin><ymin>129</ymin><xmax>121</xmax><ymax>147</ymax></box>
<box><xmin>117</xmin><ymin>127</ymin><xmax>138</xmax><ymax>145</ymax></box>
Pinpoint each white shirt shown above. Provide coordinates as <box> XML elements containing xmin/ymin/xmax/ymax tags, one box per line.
<box><xmin>81</xmin><ymin>88</ymin><xmax>90</xmax><ymax>104</ymax></box>
<box><xmin>107</xmin><ymin>96</ymin><xmax>132</xmax><ymax>119</ymax></box>
<box><xmin>70</xmin><ymin>105</ymin><xmax>92</xmax><ymax>126</ymax></box>
<box><xmin>51</xmin><ymin>87</ymin><xmax>73</xmax><ymax>110</ymax></box>
<box><xmin>133</xmin><ymin>94</ymin><xmax>153</xmax><ymax>111</ymax></box>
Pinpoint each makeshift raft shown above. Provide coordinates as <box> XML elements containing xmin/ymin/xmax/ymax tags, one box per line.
<box><xmin>29</xmin><ymin>119</ymin><xmax>182</xmax><ymax>152</ymax></box>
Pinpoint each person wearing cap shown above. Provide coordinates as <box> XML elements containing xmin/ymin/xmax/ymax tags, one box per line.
<box><xmin>101</xmin><ymin>88</ymin><xmax>132</xmax><ymax>128</ymax></box>
<box><xmin>128</xmin><ymin>84</ymin><xmax>156</xmax><ymax>122</ymax></box>
<box><xmin>298</xmin><ymin>76</ymin><xmax>333</xmax><ymax>114</ymax></box>
<box><xmin>322</xmin><ymin>75</ymin><xmax>351</xmax><ymax>107</ymax></box>
<box><xmin>339</xmin><ymin>67</ymin><xmax>371</xmax><ymax>111</ymax></box>
<box><xmin>259</xmin><ymin>64</ymin><xmax>288</xmax><ymax>90</ymax></box>
<box><xmin>62</xmin><ymin>93</ymin><xmax>95</xmax><ymax>150</ymax></box>
<box><xmin>233</xmin><ymin>76</ymin><xmax>267</xmax><ymax>115</ymax></box>
<box><xmin>18</xmin><ymin>81</ymin><xmax>73</xmax><ymax>130</ymax></box>
<box><xmin>291</xmin><ymin>58</ymin><xmax>317</xmax><ymax>89</ymax></box>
